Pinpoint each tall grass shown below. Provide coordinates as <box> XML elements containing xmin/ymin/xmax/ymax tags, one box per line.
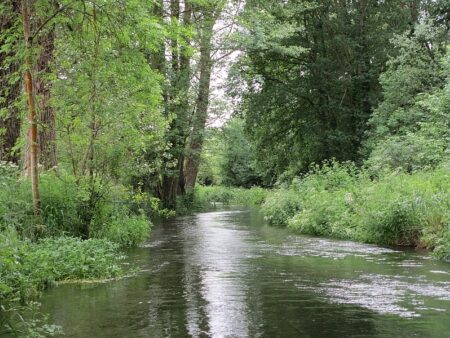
<box><xmin>0</xmin><ymin>229</ymin><xmax>124</xmax><ymax>336</ymax></box>
<box><xmin>263</xmin><ymin>161</ymin><xmax>450</xmax><ymax>260</ymax></box>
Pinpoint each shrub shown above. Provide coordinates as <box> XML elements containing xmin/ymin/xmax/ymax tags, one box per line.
<box><xmin>366</xmin><ymin>132</ymin><xmax>448</xmax><ymax>174</ymax></box>
<box><xmin>38</xmin><ymin>173</ymin><xmax>85</xmax><ymax>237</ymax></box>
<box><xmin>357</xmin><ymin>169</ymin><xmax>449</xmax><ymax>246</ymax></box>
<box><xmin>93</xmin><ymin>213</ymin><xmax>151</xmax><ymax>247</ymax></box>
<box><xmin>0</xmin><ymin>162</ymin><xmax>34</xmax><ymax>236</ymax></box>
<box><xmin>0</xmin><ymin>170</ymin><xmax>89</xmax><ymax>238</ymax></box>
<box><xmin>263</xmin><ymin>188</ymin><xmax>302</xmax><ymax>226</ymax></box>
<box><xmin>286</xmin><ymin>162</ymin><xmax>363</xmax><ymax>238</ymax></box>
<box><xmin>268</xmin><ymin>160</ymin><xmax>450</xmax><ymax>256</ymax></box>
<box><xmin>0</xmin><ymin>169</ymin><xmax>154</xmax><ymax>244</ymax></box>
<box><xmin>432</xmin><ymin>229</ymin><xmax>450</xmax><ymax>261</ymax></box>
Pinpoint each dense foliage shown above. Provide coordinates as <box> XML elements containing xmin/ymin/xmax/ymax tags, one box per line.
<box><xmin>0</xmin><ymin>0</ymin><xmax>449</xmax><ymax>334</ymax></box>
<box><xmin>198</xmin><ymin>118</ymin><xmax>263</xmax><ymax>187</ymax></box>
<box><xmin>233</xmin><ymin>0</ymin><xmax>448</xmax><ymax>182</ymax></box>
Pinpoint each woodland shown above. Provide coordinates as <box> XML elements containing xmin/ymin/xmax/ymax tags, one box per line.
<box><xmin>0</xmin><ymin>0</ymin><xmax>449</xmax><ymax>336</ymax></box>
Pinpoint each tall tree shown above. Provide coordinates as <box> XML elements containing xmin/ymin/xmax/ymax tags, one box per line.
<box><xmin>21</xmin><ymin>0</ymin><xmax>40</xmax><ymax>221</ymax></box>
<box><xmin>185</xmin><ymin>9</ymin><xmax>214</xmax><ymax>190</ymax></box>
<box><xmin>159</xmin><ymin>0</ymin><xmax>192</xmax><ymax>206</ymax></box>
<box><xmin>184</xmin><ymin>1</ymin><xmax>225</xmax><ymax>191</ymax></box>
<box><xmin>35</xmin><ymin>25</ymin><xmax>57</xmax><ymax>169</ymax></box>
<box><xmin>234</xmin><ymin>0</ymin><xmax>421</xmax><ymax>183</ymax></box>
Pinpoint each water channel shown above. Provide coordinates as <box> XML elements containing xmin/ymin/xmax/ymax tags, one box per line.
<box><xmin>41</xmin><ymin>208</ymin><xmax>450</xmax><ymax>337</ymax></box>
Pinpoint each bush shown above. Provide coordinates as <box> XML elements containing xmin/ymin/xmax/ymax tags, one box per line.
<box><xmin>0</xmin><ymin>168</ymin><xmax>155</xmax><ymax>245</ymax></box>
<box><xmin>263</xmin><ymin>188</ymin><xmax>302</xmax><ymax>226</ymax></box>
<box><xmin>286</xmin><ymin>162</ymin><xmax>363</xmax><ymax>238</ymax></box>
<box><xmin>367</xmin><ymin>132</ymin><xmax>448</xmax><ymax>174</ymax></box>
<box><xmin>265</xmin><ymin>160</ymin><xmax>449</xmax><ymax>257</ymax></box>
<box><xmin>0</xmin><ymin>169</ymin><xmax>92</xmax><ymax>238</ymax></box>
<box><xmin>357</xmin><ymin>169</ymin><xmax>449</xmax><ymax>246</ymax></box>
<box><xmin>93</xmin><ymin>213</ymin><xmax>151</xmax><ymax>247</ymax></box>
<box><xmin>0</xmin><ymin>162</ymin><xmax>34</xmax><ymax>236</ymax></box>
<box><xmin>432</xmin><ymin>229</ymin><xmax>450</xmax><ymax>261</ymax></box>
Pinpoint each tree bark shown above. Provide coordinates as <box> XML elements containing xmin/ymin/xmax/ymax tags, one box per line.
<box><xmin>22</xmin><ymin>3</ymin><xmax>57</xmax><ymax>172</ymax></box>
<box><xmin>35</xmin><ymin>27</ymin><xmax>57</xmax><ymax>169</ymax></box>
<box><xmin>21</xmin><ymin>0</ymin><xmax>40</xmax><ymax>222</ymax></box>
<box><xmin>184</xmin><ymin>13</ymin><xmax>215</xmax><ymax>191</ymax></box>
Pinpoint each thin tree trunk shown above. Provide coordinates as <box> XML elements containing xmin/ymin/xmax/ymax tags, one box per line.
<box><xmin>21</xmin><ymin>0</ymin><xmax>40</xmax><ymax>222</ymax></box>
<box><xmin>35</xmin><ymin>27</ymin><xmax>57</xmax><ymax>169</ymax></box>
<box><xmin>176</xmin><ymin>0</ymin><xmax>192</xmax><ymax>195</ymax></box>
<box><xmin>184</xmin><ymin>14</ymin><xmax>215</xmax><ymax>191</ymax></box>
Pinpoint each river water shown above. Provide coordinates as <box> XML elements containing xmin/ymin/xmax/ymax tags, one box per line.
<box><xmin>41</xmin><ymin>208</ymin><xmax>450</xmax><ymax>337</ymax></box>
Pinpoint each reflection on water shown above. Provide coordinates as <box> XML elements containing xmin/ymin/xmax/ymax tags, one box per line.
<box><xmin>183</xmin><ymin>211</ymin><xmax>253</xmax><ymax>337</ymax></box>
<box><xmin>40</xmin><ymin>208</ymin><xmax>450</xmax><ymax>338</ymax></box>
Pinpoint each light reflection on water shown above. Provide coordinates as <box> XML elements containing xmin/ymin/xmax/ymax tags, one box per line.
<box><xmin>40</xmin><ymin>208</ymin><xmax>450</xmax><ymax>338</ymax></box>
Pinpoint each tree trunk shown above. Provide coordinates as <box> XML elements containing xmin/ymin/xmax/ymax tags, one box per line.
<box><xmin>0</xmin><ymin>0</ymin><xmax>21</xmax><ymax>164</ymax></box>
<box><xmin>35</xmin><ymin>27</ymin><xmax>57</xmax><ymax>169</ymax></box>
<box><xmin>21</xmin><ymin>0</ymin><xmax>40</xmax><ymax>222</ymax></box>
<box><xmin>22</xmin><ymin>4</ymin><xmax>57</xmax><ymax>172</ymax></box>
<box><xmin>184</xmin><ymin>14</ymin><xmax>215</xmax><ymax>191</ymax></box>
<box><xmin>158</xmin><ymin>0</ymin><xmax>194</xmax><ymax>208</ymax></box>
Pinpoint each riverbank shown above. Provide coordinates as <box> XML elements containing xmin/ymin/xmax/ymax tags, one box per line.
<box><xmin>0</xmin><ymin>166</ymin><xmax>154</xmax><ymax>336</ymax></box>
<box><xmin>194</xmin><ymin>162</ymin><xmax>450</xmax><ymax>261</ymax></box>
<box><xmin>0</xmin><ymin>234</ymin><xmax>126</xmax><ymax>336</ymax></box>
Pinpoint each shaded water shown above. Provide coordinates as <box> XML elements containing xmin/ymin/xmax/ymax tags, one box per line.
<box><xmin>41</xmin><ymin>208</ymin><xmax>450</xmax><ymax>337</ymax></box>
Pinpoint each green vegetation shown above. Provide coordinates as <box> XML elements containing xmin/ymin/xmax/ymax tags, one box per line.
<box><xmin>0</xmin><ymin>165</ymin><xmax>152</xmax><ymax>244</ymax></box>
<box><xmin>232</xmin><ymin>0</ymin><xmax>450</xmax><ymax>261</ymax></box>
<box><xmin>0</xmin><ymin>0</ymin><xmax>449</xmax><ymax>335</ymax></box>
<box><xmin>194</xmin><ymin>185</ymin><xmax>267</xmax><ymax>207</ymax></box>
<box><xmin>0</xmin><ymin>230</ymin><xmax>123</xmax><ymax>336</ymax></box>
<box><xmin>262</xmin><ymin>162</ymin><xmax>450</xmax><ymax>260</ymax></box>
<box><xmin>0</xmin><ymin>164</ymin><xmax>150</xmax><ymax>336</ymax></box>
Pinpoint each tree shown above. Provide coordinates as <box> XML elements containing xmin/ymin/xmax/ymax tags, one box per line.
<box><xmin>234</xmin><ymin>0</ymin><xmax>421</xmax><ymax>183</ymax></box>
<box><xmin>184</xmin><ymin>3</ymin><xmax>222</xmax><ymax>191</ymax></box>
<box><xmin>21</xmin><ymin>0</ymin><xmax>40</xmax><ymax>222</ymax></box>
<box><xmin>365</xmin><ymin>22</ymin><xmax>449</xmax><ymax>173</ymax></box>
<box><xmin>155</xmin><ymin>0</ymin><xmax>195</xmax><ymax>208</ymax></box>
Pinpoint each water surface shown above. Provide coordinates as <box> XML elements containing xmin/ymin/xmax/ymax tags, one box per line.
<box><xmin>41</xmin><ymin>208</ymin><xmax>450</xmax><ymax>337</ymax></box>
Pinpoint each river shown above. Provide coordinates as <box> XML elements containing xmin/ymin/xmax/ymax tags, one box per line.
<box><xmin>41</xmin><ymin>208</ymin><xmax>450</xmax><ymax>337</ymax></box>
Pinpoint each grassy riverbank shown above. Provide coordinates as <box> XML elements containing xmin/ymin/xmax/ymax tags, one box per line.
<box><xmin>262</xmin><ymin>162</ymin><xmax>450</xmax><ymax>261</ymax></box>
<box><xmin>0</xmin><ymin>165</ymin><xmax>155</xmax><ymax>336</ymax></box>
<box><xmin>192</xmin><ymin>162</ymin><xmax>450</xmax><ymax>261</ymax></box>
<box><xmin>0</xmin><ymin>234</ymin><xmax>124</xmax><ymax>336</ymax></box>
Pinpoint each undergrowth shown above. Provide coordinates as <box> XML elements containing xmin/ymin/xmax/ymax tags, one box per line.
<box><xmin>0</xmin><ymin>229</ymin><xmax>124</xmax><ymax>336</ymax></box>
<box><xmin>262</xmin><ymin>161</ymin><xmax>450</xmax><ymax>260</ymax></box>
<box><xmin>187</xmin><ymin>185</ymin><xmax>267</xmax><ymax>212</ymax></box>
